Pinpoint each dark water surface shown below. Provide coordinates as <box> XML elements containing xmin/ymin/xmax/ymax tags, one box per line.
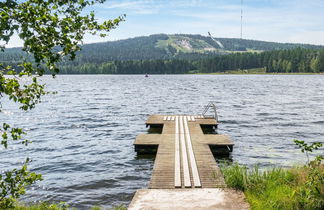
<box><xmin>1</xmin><ymin>75</ymin><xmax>323</xmax><ymax>209</ymax></box>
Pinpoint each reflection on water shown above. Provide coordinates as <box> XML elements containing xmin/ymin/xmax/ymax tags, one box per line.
<box><xmin>1</xmin><ymin>75</ymin><xmax>323</xmax><ymax>209</ymax></box>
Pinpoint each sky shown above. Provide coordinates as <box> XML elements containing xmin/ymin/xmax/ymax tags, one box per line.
<box><xmin>6</xmin><ymin>0</ymin><xmax>324</xmax><ymax>47</ymax></box>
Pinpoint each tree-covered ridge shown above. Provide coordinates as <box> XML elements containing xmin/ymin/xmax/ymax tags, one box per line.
<box><xmin>1</xmin><ymin>34</ymin><xmax>323</xmax><ymax>64</ymax></box>
<box><xmin>51</xmin><ymin>48</ymin><xmax>324</xmax><ymax>74</ymax></box>
<box><xmin>1</xmin><ymin>34</ymin><xmax>324</xmax><ymax>75</ymax></box>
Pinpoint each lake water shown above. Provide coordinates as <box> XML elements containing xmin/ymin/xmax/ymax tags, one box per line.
<box><xmin>1</xmin><ymin>75</ymin><xmax>323</xmax><ymax>209</ymax></box>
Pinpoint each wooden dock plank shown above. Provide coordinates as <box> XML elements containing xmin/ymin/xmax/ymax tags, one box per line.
<box><xmin>202</xmin><ymin>134</ymin><xmax>234</xmax><ymax>145</ymax></box>
<box><xmin>180</xmin><ymin>116</ymin><xmax>191</xmax><ymax>187</ymax></box>
<box><xmin>183</xmin><ymin>116</ymin><xmax>201</xmax><ymax>188</ymax></box>
<box><xmin>174</xmin><ymin>116</ymin><xmax>181</xmax><ymax>188</ymax></box>
<box><xmin>134</xmin><ymin>115</ymin><xmax>232</xmax><ymax>189</ymax></box>
<box><xmin>134</xmin><ymin>134</ymin><xmax>162</xmax><ymax>145</ymax></box>
<box><xmin>162</xmin><ymin>121</ymin><xmax>176</xmax><ymax>134</ymax></box>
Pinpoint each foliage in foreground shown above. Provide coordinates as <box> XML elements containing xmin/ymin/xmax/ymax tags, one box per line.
<box><xmin>13</xmin><ymin>202</ymin><xmax>69</xmax><ymax>210</ymax></box>
<box><xmin>221</xmin><ymin>140</ymin><xmax>324</xmax><ymax>210</ymax></box>
<box><xmin>1</xmin><ymin>0</ymin><xmax>123</xmax><ymax>209</ymax></box>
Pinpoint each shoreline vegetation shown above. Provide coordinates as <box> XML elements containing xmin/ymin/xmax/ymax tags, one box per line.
<box><xmin>193</xmin><ymin>67</ymin><xmax>324</xmax><ymax>75</ymax></box>
<box><xmin>221</xmin><ymin>140</ymin><xmax>324</xmax><ymax>210</ymax></box>
<box><xmin>221</xmin><ymin>164</ymin><xmax>324</xmax><ymax>210</ymax></box>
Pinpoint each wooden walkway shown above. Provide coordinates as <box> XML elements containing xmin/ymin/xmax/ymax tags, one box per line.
<box><xmin>134</xmin><ymin>115</ymin><xmax>234</xmax><ymax>189</ymax></box>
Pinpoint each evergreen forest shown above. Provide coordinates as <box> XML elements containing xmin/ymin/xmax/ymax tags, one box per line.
<box><xmin>1</xmin><ymin>34</ymin><xmax>324</xmax><ymax>74</ymax></box>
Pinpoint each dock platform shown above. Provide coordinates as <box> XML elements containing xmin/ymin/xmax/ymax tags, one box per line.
<box><xmin>133</xmin><ymin>115</ymin><xmax>234</xmax><ymax>189</ymax></box>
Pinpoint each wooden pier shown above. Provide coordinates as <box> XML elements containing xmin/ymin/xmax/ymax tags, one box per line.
<box><xmin>129</xmin><ymin>114</ymin><xmax>249</xmax><ymax>209</ymax></box>
<box><xmin>133</xmin><ymin>115</ymin><xmax>234</xmax><ymax>189</ymax></box>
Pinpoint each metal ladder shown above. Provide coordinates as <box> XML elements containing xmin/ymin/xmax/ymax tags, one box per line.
<box><xmin>201</xmin><ymin>102</ymin><xmax>218</xmax><ymax>121</ymax></box>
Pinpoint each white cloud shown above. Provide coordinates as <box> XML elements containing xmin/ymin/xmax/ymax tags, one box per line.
<box><xmin>2</xmin><ymin>34</ymin><xmax>23</xmax><ymax>48</ymax></box>
<box><xmin>99</xmin><ymin>0</ymin><xmax>162</xmax><ymax>14</ymax></box>
<box><xmin>3</xmin><ymin>0</ymin><xmax>324</xmax><ymax>47</ymax></box>
<box><xmin>288</xmin><ymin>31</ymin><xmax>324</xmax><ymax>45</ymax></box>
<box><xmin>103</xmin><ymin>0</ymin><xmax>150</xmax><ymax>9</ymax></box>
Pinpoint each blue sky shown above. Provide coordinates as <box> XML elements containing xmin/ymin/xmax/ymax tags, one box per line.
<box><xmin>7</xmin><ymin>0</ymin><xmax>324</xmax><ymax>47</ymax></box>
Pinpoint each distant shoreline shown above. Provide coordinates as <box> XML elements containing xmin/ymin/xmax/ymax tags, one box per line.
<box><xmin>4</xmin><ymin>73</ymin><xmax>324</xmax><ymax>76</ymax></box>
<box><xmin>194</xmin><ymin>72</ymin><xmax>323</xmax><ymax>75</ymax></box>
<box><xmin>191</xmin><ymin>67</ymin><xmax>324</xmax><ymax>75</ymax></box>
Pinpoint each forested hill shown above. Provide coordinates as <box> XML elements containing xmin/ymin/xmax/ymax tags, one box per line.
<box><xmin>1</xmin><ymin>34</ymin><xmax>324</xmax><ymax>74</ymax></box>
<box><xmin>1</xmin><ymin>34</ymin><xmax>323</xmax><ymax>63</ymax></box>
<box><xmin>61</xmin><ymin>34</ymin><xmax>324</xmax><ymax>62</ymax></box>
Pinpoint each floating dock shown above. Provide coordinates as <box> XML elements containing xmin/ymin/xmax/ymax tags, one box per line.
<box><xmin>129</xmin><ymin>114</ymin><xmax>246</xmax><ymax>209</ymax></box>
<box><xmin>134</xmin><ymin>115</ymin><xmax>233</xmax><ymax>189</ymax></box>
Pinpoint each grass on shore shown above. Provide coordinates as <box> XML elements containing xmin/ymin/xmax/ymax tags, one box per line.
<box><xmin>221</xmin><ymin>163</ymin><xmax>324</xmax><ymax>210</ymax></box>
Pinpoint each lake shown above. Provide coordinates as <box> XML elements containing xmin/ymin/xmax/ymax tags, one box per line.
<box><xmin>1</xmin><ymin>75</ymin><xmax>323</xmax><ymax>209</ymax></box>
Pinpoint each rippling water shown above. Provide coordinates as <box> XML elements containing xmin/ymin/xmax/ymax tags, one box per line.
<box><xmin>1</xmin><ymin>75</ymin><xmax>323</xmax><ymax>209</ymax></box>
